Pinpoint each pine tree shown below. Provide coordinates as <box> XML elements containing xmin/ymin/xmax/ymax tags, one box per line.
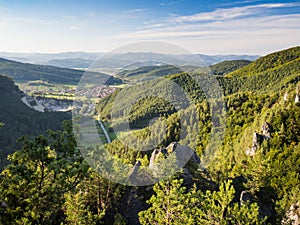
<box><xmin>139</xmin><ymin>179</ymin><xmax>266</xmax><ymax>225</ymax></box>
<box><xmin>0</xmin><ymin>122</ymin><xmax>89</xmax><ymax>225</ymax></box>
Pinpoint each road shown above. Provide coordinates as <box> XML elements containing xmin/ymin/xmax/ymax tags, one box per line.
<box><xmin>97</xmin><ymin>115</ymin><xmax>111</xmax><ymax>143</ymax></box>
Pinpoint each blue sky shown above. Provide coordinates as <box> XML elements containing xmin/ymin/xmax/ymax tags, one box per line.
<box><xmin>0</xmin><ymin>0</ymin><xmax>299</xmax><ymax>54</ymax></box>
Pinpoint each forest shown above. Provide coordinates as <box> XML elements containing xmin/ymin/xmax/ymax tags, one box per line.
<box><xmin>0</xmin><ymin>46</ymin><xmax>299</xmax><ymax>224</ymax></box>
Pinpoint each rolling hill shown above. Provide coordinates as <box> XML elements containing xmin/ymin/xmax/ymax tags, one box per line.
<box><xmin>226</xmin><ymin>46</ymin><xmax>300</xmax><ymax>77</ymax></box>
<box><xmin>115</xmin><ymin>65</ymin><xmax>185</xmax><ymax>81</ymax></box>
<box><xmin>219</xmin><ymin>46</ymin><xmax>300</xmax><ymax>94</ymax></box>
<box><xmin>0</xmin><ymin>47</ymin><xmax>299</xmax><ymax>224</ymax></box>
<box><xmin>93</xmin><ymin>46</ymin><xmax>300</xmax><ymax>224</ymax></box>
<box><xmin>0</xmin><ymin>57</ymin><xmax>122</xmax><ymax>85</ymax></box>
<box><xmin>0</xmin><ymin>52</ymin><xmax>259</xmax><ymax>69</ymax></box>
<box><xmin>209</xmin><ymin>59</ymin><xmax>252</xmax><ymax>75</ymax></box>
<box><xmin>46</xmin><ymin>58</ymin><xmax>94</xmax><ymax>69</ymax></box>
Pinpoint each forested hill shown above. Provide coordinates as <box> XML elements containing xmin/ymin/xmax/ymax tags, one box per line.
<box><xmin>226</xmin><ymin>46</ymin><xmax>300</xmax><ymax>78</ymax></box>
<box><xmin>209</xmin><ymin>59</ymin><xmax>252</xmax><ymax>75</ymax></box>
<box><xmin>0</xmin><ymin>57</ymin><xmax>84</xmax><ymax>84</ymax></box>
<box><xmin>92</xmin><ymin>46</ymin><xmax>300</xmax><ymax>224</ymax></box>
<box><xmin>0</xmin><ymin>57</ymin><xmax>122</xmax><ymax>85</ymax></box>
<box><xmin>115</xmin><ymin>65</ymin><xmax>185</xmax><ymax>81</ymax></box>
<box><xmin>0</xmin><ymin>47</ymin><xmax>299</xmax><ymax>225</ymax></box>
<box><xmin>219</xmin><ymin>46</ymin><xmax>300</xmax><ymax>95</ymax></box>
<box><xmin>0</xmin><ymin>75</ymin><xmax>70</xmax><ymax>166</ymax></box>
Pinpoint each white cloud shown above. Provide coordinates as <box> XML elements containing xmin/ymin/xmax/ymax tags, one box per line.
<box><xmin>119</xmin><ymin>14</ymin><xmax>300</xmax><ymax>39</ymax></box>
<box><xmin>125</xmin><ymin>8</ymin><xmax>147</xmax><ymax>13</ymax></box>
<box><xmin>142</xmin><ymin>3</ymin><xmax>299</xmax><ymax>28</ymax></box>
<box><xmin>116</xmin><ymin>3</ymin><xmax>300</xmax><ymax>54</ymax></box>
<box><xmin>169</xmin><ymin>3</ymin><xmax>296</xmax><ymax>23</ymax></box>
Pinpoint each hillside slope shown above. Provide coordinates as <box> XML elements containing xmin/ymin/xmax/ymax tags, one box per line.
<box><xmin>219</xmin><ymin>46</ymin><xmax>300</xmax><ymax>94</ymax></box>
<box><xmin>226</xmin><ymin>46</ymin><xmax>300</xmax><ymax>78</ymax></box>
<box><xmin>0</xmin><ymin>75</ymin><xmax>70</xmax><ymax>166</ymax></box>
<box><xmin>0</xmin><ymin>47</ymin><xmax>299</xmax><ymax>225</ymax></box>
<box><xmin>0</xmin><ymin>57</ymin><xmax>121</xmax><ymax>85</ymax></box>
<box><xmin>210</xmin><ymin>60</ymin><xmax>251</xmax><ymax>75</ymax></box>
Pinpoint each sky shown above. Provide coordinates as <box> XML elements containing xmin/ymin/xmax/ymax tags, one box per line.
<box><xmin>0</xmin><ymin>0</ymin><xmax>299</xmax><ymax>54</ymax></box>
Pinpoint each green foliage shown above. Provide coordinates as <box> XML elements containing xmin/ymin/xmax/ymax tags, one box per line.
<box><xmin>1</xmin><ymin>47</ymin><xmax>300</xmax><ymax>224</ymax></box>
<box><xmin>64</xmin><ymin>191</ymin><xmax>99</xmax><ymax>225</ymax></box>
<box><xmin>210</xmin><ymin>60</ymin><xmax>251</xmax><ymax>76</ymax></box>
<box><xmin>113</xmin><ymin>213</ymin><xmax>127</xmax><ymax>225</ymax></box>
<box><xmin>64</xmin><ymin>169</ymin><xmax>123</xmax><ymax>225</ymax></box>
<box><xmin>139</xmin><ymin>179</ymin><xmax>265</xmax><ymax>225</ymax></box>
<box><xmin>227</xmin><ymin>46</ymin><xmax>300</xmax><ymax>78</ymax></box>
<box><xmin>0</xmin><ymin>122</ymin><xmax>125</xmax><ymax>225</ymax></box>
<box><xmin>0</xmin><ymin>57</ymin><xmax>122</xmax><ymax>85</ymax></box>
<box><xmin>128</xmin><ymin>96</ymin><xmax>177</xmax><ymax>129</ymax></box>
<box><xmin>0</xmin><ymin>75</ymin><xmax>70</xmax><ymax>166</ymax></box>
<box><xmin>220</xmin><ymin>46</ymin><xmax>300</xmax><ymax>94</ymax></box>
<box><xmin>138</xmin><ymin>178</ymin><xmax>189</xmax><ymax>225</ymax></box>
<box><xmin>0</xmin><ymin>121</ymin><xmax>88</xmax><ymax>224</ymax></box>
<box><xmin>116</xmin><ymin>65</ymin><xmax>184</xmax><ymax>81</ymax></box>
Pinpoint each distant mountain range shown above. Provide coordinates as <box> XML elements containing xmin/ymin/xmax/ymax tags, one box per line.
<box><xmin>0</xmin><ymin>57</ymin><xmax>122</xmax><ymax>85</ymax></box>
<box><xmin>0</xmin><ymin>52</ymin><xmax>101</xmax><ymax>64</ymax></box>
<box><xmin>0</xmin><ymin>52</ymin><xmax>260</xmax><ymax>69</ymax></box>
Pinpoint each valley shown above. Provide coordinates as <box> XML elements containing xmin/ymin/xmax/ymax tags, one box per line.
<box><xmin>0</xmin><ymin>46</ymin><xmax>299</xmax><ymax>225</ymax></box>
<box><xmin>1</xmin><ymin>0</ymin><xmax>299</xmax><ymax>224</ymax></box>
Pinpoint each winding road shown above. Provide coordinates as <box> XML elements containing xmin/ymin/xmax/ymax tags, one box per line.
<box><xmin>97</xmin><ymin>115</ymin><xmax>111</xmax><ymax>143</ymax></box>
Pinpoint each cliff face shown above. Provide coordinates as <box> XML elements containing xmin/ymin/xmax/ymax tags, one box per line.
<box><xmin>21</xmin><ymin>95</ymin><xmax>73</xmax><ymax>112</ymax></box>
<box><xmin>129</xmin><ymin>142</ymin><xmax>203</xmax><ymax>186</ymax></box>
<box><xmin>246</xmin><ymin>122</ymin><xmax>271</xmax><ymax>156</ymax></box>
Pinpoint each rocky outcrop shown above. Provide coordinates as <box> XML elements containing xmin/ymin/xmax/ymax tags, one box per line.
<box><xmin>149</xmin><ymin>149</ymin><xmax>159</xmax><ymax>169</ymax></box>
<box><xmin>246</xmin><ymin>122</ymin><xmax>272</xmax><ymax>156</ymax></box>
<box><xmin>149</xmin><ymin>148</ymin><xmax>168</xmax><ymax>169</ymax></box>
<box><xmin>282</xmin><ymin>202</ymin><xmax>300</xmax><ymax>225</ymax></box>
<box><xmin>246</xmin><ymin>132</ymin><xmax>259</xmax><ymax>156</ymax></box>
<box><xmin>148</xmin><ymin>142</ymin><xmax>200</xmax><ymax>172</ymax></box>
<box><xmin>284</xmin><ymin>92</ymin><xmax>288</xmax><ymax>101</ymax></box>
<box><xmin>239</xmin><ymin>190</ymin><xmax>274</xmax><ymax>222</ymax></box>
<box><xmin>129</xmin><ymin>142</ymin><xmax>203</xmax><ymax>186</ymax></box>
<box><xmin>21</xmin><ymin>95</ymin><xmax>73</xmax><ymax>112</ymax></box>
<box><xmin>262</xmin><ymin>122</ymin><xmax>271</xmax><ymax>140</ymax></box>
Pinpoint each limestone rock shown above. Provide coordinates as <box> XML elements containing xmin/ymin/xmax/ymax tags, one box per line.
<box><xmin>262</xmin><ymin>122</ymin><xmax>271</xmax><ymax>140</ymax></box>
<box><xmin>282</xmin><ymin>202</ymin><xmax>300</xmax><ymax>225</ymax></box>
<box><xmin>246</xmin><ymin>122</ymin><xmax>272</xmax><ymax>156</ymax></box>
<box><xmin>246</xmin><ymin>132</ymin><xmax>259</xmax><ymax>156</ymax></box>
<box><xmin>149</xmin><ymin>142</ymin><xmax>201</xmax><ymax>178</ymax></box>
<box><xmin>149</xmin><ymin>149</ymin><xmax>159</xmax><ymax>169</ymax></box>
<box><xmin>149</xmin><ymin>148</ymin><xmax>168</xmax><ymax>169</ymax></box>
<box><xmin>284</xmin><ymin>92</ymin><xmax>288</xmax><ymax>101</ymax></box>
